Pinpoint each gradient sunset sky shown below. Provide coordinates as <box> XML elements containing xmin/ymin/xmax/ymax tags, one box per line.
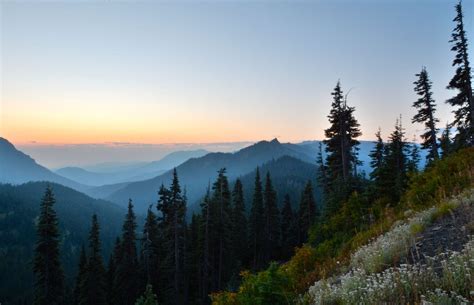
<box><xmin>1</xmin><ymin>0</ymin><xmax>473</xmax><ymax>146</ymax></box>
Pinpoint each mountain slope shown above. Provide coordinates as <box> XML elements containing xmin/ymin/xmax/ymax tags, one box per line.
<box><xmin>211</xmin><ymin>148</ymin><xmax>474</xmax><ymax>305</ymax></box>
<box><xmin>0</xmin><ymin>137</ymin><xmax>88</xmax><ymax>191</ymax></box>
<box><xmin>103</xmin><ymin>139</ymin><xmax>316</xmax><ymax>214</ymax></box>
<box><xmin>238</xmin><ymin>155</ymin><xmax>321</xmax><ymax>211</ymax></box>
<box><xmin>0</xmin><ymin>182</ymin><xmax>127</xmax><ymax>305</ymax></box>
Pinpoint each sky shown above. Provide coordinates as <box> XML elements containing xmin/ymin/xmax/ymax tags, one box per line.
<box><xmin>1</xmin><ymin>0</ymin><xmax>473</xmax><ymax>166</ymax></box>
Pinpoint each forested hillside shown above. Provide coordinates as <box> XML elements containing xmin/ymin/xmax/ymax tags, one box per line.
<box><xmin>3</xmin><ymin>1</ymin><xmax>474</xmax><ymax>305</ymax></box>
<box><xmin>0</xmin><ymin>182</ymin><xmax>126</xmax><ymax>305</ymax></box>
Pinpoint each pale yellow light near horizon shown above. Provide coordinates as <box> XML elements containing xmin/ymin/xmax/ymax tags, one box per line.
<box><xmin>2</xmin><ymin>91</ymin><xmax>327</xmax><ymax>145</ymax></box>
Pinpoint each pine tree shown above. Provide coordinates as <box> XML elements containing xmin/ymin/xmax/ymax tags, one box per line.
<box><xmin>407</xmin><ymin>137</ymin><xmax>421</xmax><ymax>175</ymax></box>
<box><xmin>280</xmin><ymin>194</ymin><xmax>297</xmax><ymax>260</ymax></box>
<box><xmin>115</xmin><ymin>199</ymin><xmax>140</xmax><ymax>305</ymax></box>
<box><xmin>249</xmin><ymin>167</ymin><xmax>265</xmax><ymax>270</ymax></box>
<box><xmin>33</xmin><ymin>185</ymin><xmax>64</xmax><ymax>305</ymax></box>
<box><xmin>80</xmin><ymin>214</ymin><xmax>107</xmax><ymax>305</ymax></box>
<box><xmin>135</xmin><ymin>284</ymin><xmax>158</xmax><ymax>305</ymax></box>
<box><xmin>379</xmin><ymin>117</ymin><xmax>410</xmax><ymax>203</ymax></box>
<box><xmin>323</xmin><ymin>81</ymin><xmax>362</xmax><ymax>211</ymax></box>
<box><xmin>439</xmin><ymin>122</ymin><xmax>453</xmax><ymax>158</ymax></box>
<box><xmin>199</xmin><ymin>186</ymin><xmax>211</xmax><ymax>303</ymax></box>
<box><xmin>210</xmin><ymin>168</ymin><xmax>232</xmax><ymax>290</ymax></box>
<box><xmin>157</xmin><ymin>169</ymin><xmax>187</xmax><ymax>305</ymax></box>
<box><xmin>298</xmin><ymin>181</ymin><xmax>317</xmax><ymax>244</ymax></box>
<box><xmin>412</xmin><ymin>67</ymin><xmax>440</xmax><ymax>162</ymax></box>
<box><xmin>141</xmin><ymin>207</ymin><xmax>161</xmax><ymax>297</ymax></box>
<box><xmin>187</xmin><ymin>213</ymin><xmax>202</xmax><ymax>304</ymax></box>
<box><xmin>73</xmin><ymin>246</ymin><xmax>87</xmax><ymax>305</ymax></box>
<box><xmin>369</xmin><ymin>128</ymin><xmax>385</xmax><ymax>182</ymax></box>
<box><xmin>263</xmin><ymin>172</ymin><xmax>280</xmax><ymax>265</ymax></box>
<box><xmin>107</xmin><ymin>237</ymin><xmax>121</xmax><ymax>305</ymax></box>
<box><xmin>447</xmin><ymin>1</ymin><xmax>473</xmax><ymax>147</ymax></box>
<box><xmin>316</xmin><ymin>142</ymin><xmax>328</xmax><ymax>196</ymax></box>
<box><xmin>231</xmin><ymin>179</ymin><xmax>248</xmax><ymax>272</ymax></box>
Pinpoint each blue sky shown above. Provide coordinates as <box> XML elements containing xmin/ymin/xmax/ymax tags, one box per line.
<box><xmin>1</xmin><ymin>0</ymin><xmax>473</xmax><ymax>156</ymax></box>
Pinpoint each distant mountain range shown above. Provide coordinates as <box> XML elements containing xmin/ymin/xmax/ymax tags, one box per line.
<box><xmin>102</xmin><ymin>139</ymin><xmax>318</xmax><ymax>213</ymax></box>
<box><xmin>1</xmin><ymin>136</ymin><xmax>426</xmax><ymax>216</ymax></box>
<box><xmin>0</xmin><ymin>181</ymin><xmax>127</xmax><ymax>305</ymax></box>
<box><xmin>0</xmin><ymin>137</ymin><xmax>88</xmax><ymax>192</ymax></box>
<box><xmin>55</xmin><ymin>149</ymin><xmax>209</xmax><ymax>186</ymax></box>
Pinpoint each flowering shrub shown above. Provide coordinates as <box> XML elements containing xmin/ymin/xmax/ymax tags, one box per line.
<box><xmin>308</xmin><ymin>237</ymin><xmax>474</xmax><ymax>305</ymax></box>
<box><xmin>349</xmin><ymin>207</ymin><xmax>435</xmax><ymax>273</ymax></box>
<box><xmin>212</xmin><ymin>150</ymin><xmax>474</xmax><ymax>305</ymax></box>
<box><xmin>350</xmin><ymin>189</ymin><xmax>474</xmax><ymax>274</ymax></box>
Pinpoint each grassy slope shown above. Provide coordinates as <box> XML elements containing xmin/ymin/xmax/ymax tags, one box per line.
<box><xmin>211</xmin><ymin>148</ymin><xmax>474</xmax><ymax>305</ymax></box>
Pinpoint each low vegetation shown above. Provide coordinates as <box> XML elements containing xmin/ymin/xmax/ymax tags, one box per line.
<box><xmin>211</xmin><ymin>148</ymin><xmax>474</xmax><ymax>305</ymax></box>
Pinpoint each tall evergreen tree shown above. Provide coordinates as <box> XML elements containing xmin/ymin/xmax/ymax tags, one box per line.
<box><xmin>407</xmin><ymin>136</ymin><xmax>421</xmax><ymax>175</ymax></box>
<box><xmin>210</xmin><ymin>168</ymin><xmax>232</xmax><ymax>290</ymax></box>
<box><xmin>199</xmin><ymin>186</ymin><xmax>211</xmax><ymax>304</ymax></box>
<box><xmin>73</xmin><ymin>246</ymin><xmax>87</xmax><ymax>305</ymax></box>
<box><xmin>141</xmin><ymin>207</ymin><xmax>161</xmax><ymax>297</ymax></box>
<box><xmin>263</xmin><ymin>172</ymin><xmax>280</xmax><ymax>265</ymax></box>
<box><xmin>80</xmin><ymin>214</ymin><xmax>107</xmax><ymax>305</ymax></box>
<box><xmin>115</xmin><ymin>199</ymin><xmax>140</xmax><ymax>305</ymax></box>
<box><xmin>231</xmin><ymin>179</ymin><xmax>248</xmax><ymax>272</ymax></box>
<box><xmin>412</xmin><ymin>67</ymin><xmax>440</xmax><ymax>162</ymax></box>
<box><xmin>369</xmin><ymin>128</ymin><xmax>385</xmax><ymax>182</ymax></box>
<box><xmin>316</xmin><ymin>142</ymin><xmax>328</xmax><ymax>196</ymax></box>
<box><xmin>439</xmin><ymin>122</ymin><xmax>453</xmax><ymax>158</ymax></box>
<box><xmin>323</xmin><ymin>81</ymin><xmax>362</xmax><ymax>211</ymax></box>
<box><xmin>447</xmin><ymin>1</ymin><xmax>474</xmax><ymax>147</ymax></box>
<box><xmin>158</xmin><ymin>169</ymin><xmax>187</xmax><ymax>305</ymax></box>
<box><xmin>107</xmin><ymin>237</ymin><xmax>121</xmax><ymax>305</ymax></box>
<box><xmin>249</xmin><ymin>167</ymin><xmax>265</xmax><ymax>270</ymax></box>
<box><xmin>33</xmin><ymin>185</ymin><xmax>64</xmax><ymax>305</ymax></box>
<box><xmin>298</xmin><ymin>181</ymin><xmax>317</xmax><ymax>244</ymax></box>
<box><xmin>280</xmin><ymin>194</ymin><xmax>297</xmax><ymax>260</ymax></box>
<box><xmin>187</xmin><ymin>213</ymin><xmax>202</xmax><ymax>304</ymax></box>
<box><xmin>379</xmin><ymin>117</ymin><xmax>410</xmax><ymax>203</ymax></box>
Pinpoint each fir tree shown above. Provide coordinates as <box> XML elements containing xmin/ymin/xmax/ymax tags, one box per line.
<box><xmin>412</xmin><ymin>67</ymin><xmax>439</xmax><ymax>162</ymax></box>
<box><xmin>407</xmin><ymin>136</ymin><xmax>421</xmax><ymax>175</ymax></box>
<box><xmin>231</xmin><ymin>179</ymin><xmax>248</xmax><ymax>272</ymax></box>
<box><xmin>316</xmin><ymin>142</ymin><xmax>328</xmax><ymax>196</ymax></box>
<box><xmin>323</xmin><ymin>81</ymin><xmax>362</xmax><ymax>211</ymax></box>
<box><xmin>141</xmin><ymin>207</ymin><xmax>161</xmax><ymax>297</ymax></box>
<box><xmin>298</xmin><ymin>181</ymin><xmax>317</xmax><ymax>244</ymax></box>
<box><xmin>439</xmin><ymin>122</ymin><xmax>453</xmax><ymax>158</ymax></box>
<box><xmin>263</xmin><ymin>172</ymin><xmax>280</xmax><ymax>265</ymax></box>
<box><xmin>80</xmin><ymin>214</ymin><xmax>107</xmax><ymax>305</ymax></box>
<box><xmin>280</xmin><ymin>194</ymin><xmax>297</xmax><ymax>260</ymax></box>
<box><xmin>107</xmin><ymin>237</ymin><xmax>121</xmax><ymax>305</ymax></box>
<box><xmin>210</xmin><ymin>168</ymin><xmax>232</xmax><ymax>290</ymax></box>
<box><xmin>249</xmin><ymin>167</ymin><xmax>265</xmax><ymax>270</ymax></box>
<box><xmin>447</xmin><ymin>1</ymin><xmax>474</xmax><ymax>147</ymax></box>
<box><xmin>33</xmin><ymin>185</ymin><xmax>64</xmax><ymax>305</ymax></box>
<box><xmin>379</xmin><ymin>117</ymin><xmax>410</xmax><ymax>203</ymax></box>
<box><xmin>73</xmin><ymin>246</ymin><xmax>87</xmax><ymax>305</ymax></box>
<box><xmin>158</xmin><ymin>169</ymin><xmax>187</xmax><ymax>305</ymax></box>
<box><xmin>187</xmin><ymin>213</ymin><xmax>202</xmax><ymax>304</ymax></box>
<box><xmin>199</xmin><ymin>186</ymin><xmax>211</xmax><ymax>303</ymax></box>
<box><xmin>115</xmin><ymin>199</ymin><xmax>139</xmax><ymax>305</ymax></box>
<box><xmin>369</xmin><ymin>128</ymin><xmax>385</xmax><ymax>182</ymax></box>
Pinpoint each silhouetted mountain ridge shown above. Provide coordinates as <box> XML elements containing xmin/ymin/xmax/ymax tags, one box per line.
<box><xmin>103</xmin><ymin>139</ymin><xmax>316</xmax><ymax>214</ymax></box>
<box><xmin>0</xmin><ymin>137</ymin><xmax>88</xmax><ymax>191</ymax></box>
